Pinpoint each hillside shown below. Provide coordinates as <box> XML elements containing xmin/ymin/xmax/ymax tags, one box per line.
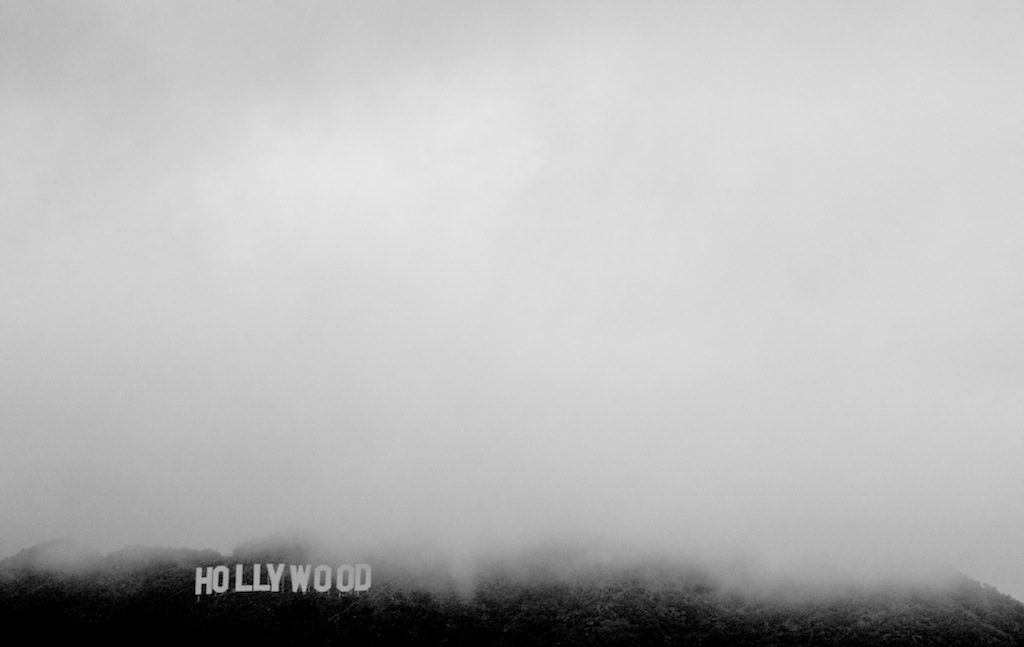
<box><xmin>2</xmin><ymin>541</ymin><xmax>1023</xmax><ymax>646</ymax></box>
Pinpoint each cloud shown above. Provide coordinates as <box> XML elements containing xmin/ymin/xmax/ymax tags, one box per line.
<box><xmin>2</xmin><ymin>0</ymin><xmax>1024</xmax><ymax>599</ymax></box>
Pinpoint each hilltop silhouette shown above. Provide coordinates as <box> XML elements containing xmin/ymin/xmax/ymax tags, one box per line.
<box><xmin>2</xmin><ymin>539</ymin><xmax>1023</xmax><ymax>645</ymax></box>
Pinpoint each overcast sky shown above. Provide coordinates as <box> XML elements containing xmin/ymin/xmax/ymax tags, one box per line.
<box><xmin>2</xmin><ymin>1</ymin><xmax>1023</xmax><ymax>598</ymax></box>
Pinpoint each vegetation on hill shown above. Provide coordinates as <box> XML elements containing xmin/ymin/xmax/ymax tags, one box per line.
<box><xmin>2</xmin><ymin>540</ymin><xmax>1022</xmax><ymax>646</ymax></box>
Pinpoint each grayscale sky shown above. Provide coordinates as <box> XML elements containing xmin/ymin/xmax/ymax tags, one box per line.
<box><xmin>2</xmin><ymin>1</ymin><xmax>1023</xmax><ymax>599</ymax></box>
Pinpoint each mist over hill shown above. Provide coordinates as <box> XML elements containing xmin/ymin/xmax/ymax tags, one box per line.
<box><xmin>4</xmin><ymin>0</ymin><xmax>1024</xmax><ymax>621</ymax></box>
<box><xmin>3</xmin><ymin>538</ymin><xmax>1023</xmax><ymax>646</ymax></box>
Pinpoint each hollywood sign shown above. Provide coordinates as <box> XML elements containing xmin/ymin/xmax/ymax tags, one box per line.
<box><xmin>195</xmin><ymin>563</ymin><xmax>371</xmax><ymax>595</ymax></box>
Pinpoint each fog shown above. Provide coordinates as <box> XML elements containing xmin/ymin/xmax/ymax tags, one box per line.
<box><xmin>2</xmin><ymin>1</ymin><xmax>1023</xmax><ymax>600</ymax></box>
